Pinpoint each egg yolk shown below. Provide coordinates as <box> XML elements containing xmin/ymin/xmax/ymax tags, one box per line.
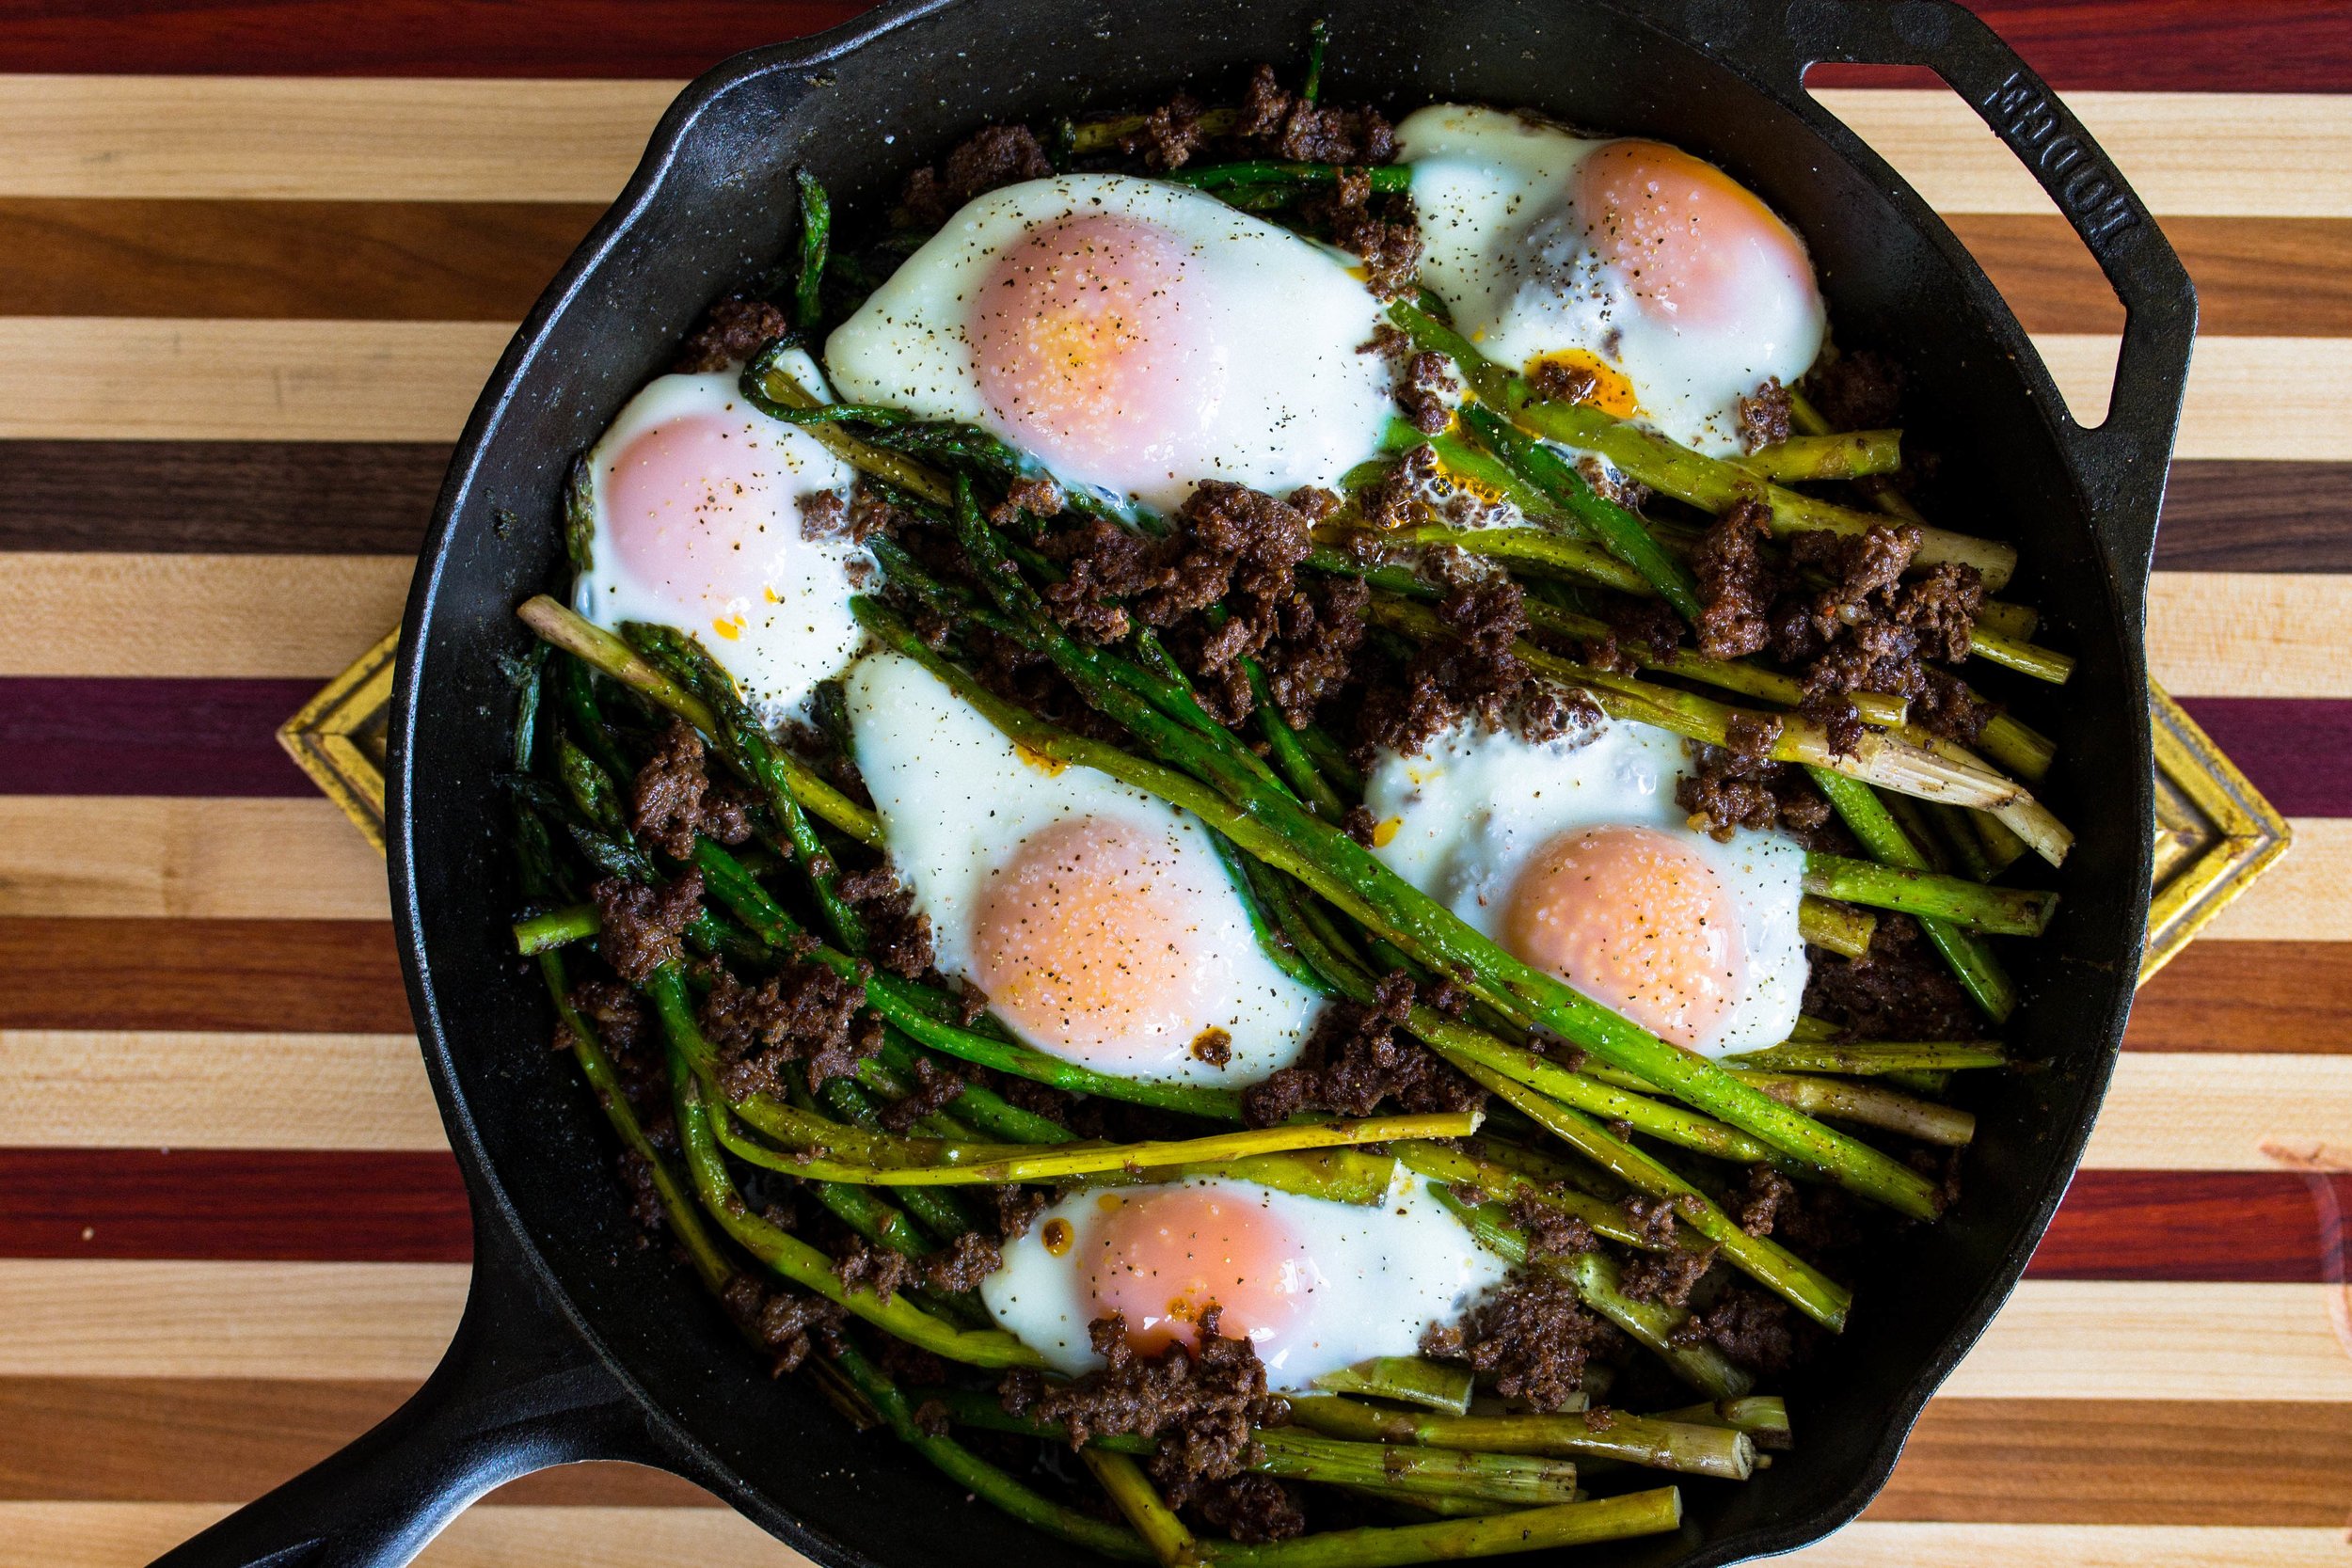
<box><xmin>1083</xmin><ymin>1187</ymin><xmax>1316</xmax><ymax>1357</ymax></box>
<box><xmin>972</xmin><ymin>212</ymin><xmax>1222</xmax><ymax>486</ymax></box>
<box><xmin>603</xmin><ymin>412</ymin><xmax>797</xmax><ymax>606</ymax></box>
<box><xmin>1572</xmin><ymin>139</ymin><xmax>1815</xmax><ymax>334</ymax></box>
<box><xmin>969</xmin><ymin>815</ymin><xmax>1220</xmax><ymax>1068</ymax></box>
<box><xmin>1500</xmin><ymin>823</ymin><xmax>1742</xmax><ymax>1050</ymax></box>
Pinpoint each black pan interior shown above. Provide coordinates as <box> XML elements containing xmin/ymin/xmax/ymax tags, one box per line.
<box><xmin>391</xmin><ymin>3</ymin><xmax>2153</xmax><ymax>1563</ymax></box>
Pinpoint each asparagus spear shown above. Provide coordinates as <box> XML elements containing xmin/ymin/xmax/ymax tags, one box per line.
<box><xmin>1286</xmin><ymin>1393</ymin><xmax>1756</xmax><ymax>1481</ymax></box>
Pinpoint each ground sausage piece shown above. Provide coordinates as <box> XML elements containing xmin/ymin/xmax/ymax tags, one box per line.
<box><xmin>1193</xmin><ymin>1474</ymin><xmax>1308</xmax><ymax>1544</ymax></box>
<box><xmin>900</xmin><ymin>123</ymin><xmax>1056</xmax><ymax>227</ymax></box>
<box><xmin>834</xmin><ymin>862</ymin><xmax>937</xmax><ymax>980</ymax></box>
<box><xmin>1804</xmin><ymin>912</ymin><xmax>1981</xmax><ymax>1040</ymax></box>
<box><xmin>1617</xmin><ymin>1246</ymin><xmax>1716</xmax><ymax>1310</ymax></box>
<box><xmin>1738</xmin><ymin>379</ymin><xmax>1793</xmax><ymax>451</ymax></box>
<box><xmin>721</xmin><ymin>1275</ymin><xmax>847</xmax><ymax>1374</ymax></box>
<box><xmin>1241</xmin><ymin>972</ymin><xmax>1483</xmax><ymax>1126</ymax></box>
<box><xmin>1506</xmin><ymin>1190</ymin><xmax>1599</xmax><ymax>1259</ymax></box>
<box><xmin>589</xmin><ymin>872</ymin><xmax>705</xmax><ymax>986</ymax></box>
<box><xmin>696</xmin><ymin>956</ymin><xmax>881</xmax><ymax>1097</ymax></box>
<box><xmin>1420</xmin><ymin>1270</ymin><xmax>1619</xmax><ymax>1411</ymax></box>
<box><xmin>1303</xmin><ymin>167</ymin><xmax>1421</xmax><ymax>301</ymax></box>
<box><xmin>674</xmin><ymin>296</ymin><xmax>792</xmax><ymax>373</ymax></box>
<box><xmin>1803</xmin><ymin>349</ymin><xmax>1905</xmax><ymax>432</ymax></box>
<box><xmin>1691</xmin><ymin>499</ymin><xmax>1777</xmax><ymax>660</ymax></box>
<box><xmin>1671</xmin><ymin>1283</ymin><xmax>1808</xmax><ymax>1377</ymax></box>
<box><xmin>629</xmin><ymin>719</ymin><xmax>755</xmax><ymax>860</ymax></box>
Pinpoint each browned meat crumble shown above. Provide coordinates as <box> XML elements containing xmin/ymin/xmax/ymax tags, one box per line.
<box><xmin>1241</xmin><ymin>970</ymin><xmax>1483</xmax><ymax>1126</ymax></box>
<box><xmin>1420</xmin><ymin>1270</ymin><xmax>1620</xmax><ymax>1411</ymax></box>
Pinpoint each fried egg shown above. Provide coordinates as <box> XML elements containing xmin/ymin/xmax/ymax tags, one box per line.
<box><xmin>823</xmin><ymin>174</ymin><xmax>1395</xmax><ymax>514</ymax></box>
<box><xmin>982</xmin><ymin>1173</ymin><xmax>1508</xmax><ymax>1390</ymax></box>
<box><xmin>1398</xmin><ymin>103</ymin><xmax>1827</xmax><ymax>455</ymax></box>
<box><xmin>843</xmin><ymin>650</ymin><xmax>1326</xmax><ymax>1087</ymax></box>
<box><xmin>1363</xmin><ymin>716</ymin><xmax>1806</xmax><ymax>1056</ymax></box>
<box><xmin>573</xmin><ymin>351</ymin><xmax>866</xmax><ymax>722</ymax></box>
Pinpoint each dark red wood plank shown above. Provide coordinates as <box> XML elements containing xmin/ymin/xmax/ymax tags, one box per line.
<box><xmin>0</xmin><ymin>1148</ymin><xmax>470</xmax><ymax>1262</ymax></box>
<box><xmin>0</xmin><ymin>678</ymin><xmax>317</xmax><ymax>797</ymax></box>
<box><xmin>0</xmin><ymin>917</ymin><xmax>413</xmax><ymax>1033</ymax></box>
<box><xmin>2171</xmin><ymin>698</ymin><xmax>2352</xmax><ymax>817</ymax></box>
<box><xmin>2126</xmin><ymin>941</ymin><xmax>2352</xmax><ymax>1053</ymax></box>
<box><xmin>2</xmin><ymin>1</ymin><xmax>2345</xmax><ymax>89</ymax></box>
<box><xmin>2026</xmin><ymin>1168</ymin><xmax>2346</xmax><ymax>1283</ymax></box>
<box><xmin>5</xmin><ymin>1147</ymin><xmax>2334</xmax><ymax>1281</ymax></box>
<box><xmin>1804</xmin><ymin>1</ymin><xmax>2352</xmax><ymax>93</ymax></box>
<box><xmin>0</xmin><ymin>440</ymin><xmax>447</xmax><ymax>554</ymax></box>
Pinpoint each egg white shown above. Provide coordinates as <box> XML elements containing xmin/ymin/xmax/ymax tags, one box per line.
<box><xmin>981</xmin><ymin>1173</ymin><xmax>1510</xmax><ymax>1391</ymax></box>
<box><xmin>1397</xmin><ymin>103</ymin><xmax>1827</xmax><ymax>456</ymax></box>
<box><xmin>1362</xmin><ymin>716</ymin><xmax>1808</xmax><ymax>1055</ymax></box>
<box><xmin>822</xmin><ymin>173</ymin><xmax>1395</xmax><ymax>514</ymax></box>
<box><xmin>574</xmin><ymin>354</ymin><xmax>866</xmax><ymax>724</ymax></box>
<box><xmin>842</xmin><ymin>649</ymin><xmax>1326</xmax><ymax>1087</ymax></box>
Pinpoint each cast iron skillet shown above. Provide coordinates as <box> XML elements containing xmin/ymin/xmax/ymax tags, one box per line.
<box><xmin>152</xmin><ymin>2</ymin><xmax>2192</xmax><ymax>1564</ymax></box>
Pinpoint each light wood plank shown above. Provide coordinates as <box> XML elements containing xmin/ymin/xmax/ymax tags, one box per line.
<box><xmin>1811</xmin><ymin>88</ymin><xmax>2352</xmax><ymax>219</ymax></box>
<box><xmin>1786</xmin><ymin>1523</ymin><xmax>2352</xmax><ymax>1568</ymax></box>
<box><xmin>2084</xmin><ymin>1053</ymin><xmax>2352</xmax><ymax>1171</ymax></box>
<box><xmin>2203</xmin><ymin>818</ymin><xmax>2352</xmax><ymax>942</ymax></box>
<box><xmin>1942</xmin><ymin>1281</ymin><xmax>2352</xmax><ymax>1402</ymax></box>
<box><xmin>0</xmin><ymin>320</ymin><xmax>2339</xmax><ymax>457</ymax></box>
<box><xmin>6</xmin><ymin>1265</ymin><xmax>2338</xmax><ymax>1397</ymax></box>
<box><xmin>0</xmin><ymin>1261</ymin><xmax>465</xmax><ymax>1379</ymax></box>
<box><xmin>2039</xmin><ymin>334</ymin><xmax>2352</xmax><ymax>462</ymax></box>
<box><xmin>0</xmin><ymin>1504</ymin><xmax>807</xmax><ymax>1567</ymax></box>
<box><xmin>0</xmin><ymin>79</ymin><xmax>2344</xmax><ymax>217</ymax></box>
<box><xmin>0</xmin><ymin>76</ymin><xmax>675</xmax><ymax>203</ymax></box>
<box><xmin>0</xmin><ymin>553</ymin><xmax>412</xmax><ymax>679</ymax></box>
<box><xmin>0</xmin><ymin>798</ymin><xmax>390</xmax><ymax>921</ymax></box>
<box><xmin>2147</xmin><ymin>573</ymin><xmax>2352</xmax><ymax>699</ymax></box>
<box><xmin>0</xmin><ymin>319</ymin><xmax>509</xmax><ymax>442</ymax></box>
<box><xmin>0</xmin><ymin>1032</ymin><xmax>437</xmax><ymax>1150</ymax></box>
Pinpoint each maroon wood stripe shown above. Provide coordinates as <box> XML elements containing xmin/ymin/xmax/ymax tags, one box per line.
<box><xmin>0</xmin><ymin>678</ymin><xmax>318</xmax><ymax>797</ymax></box>
<box><xmin>7</xmin><ymin>446</ymin><xmax>2339</xmax><ymax>569</ymax></box>
<box><xmin>2125</xmin><ymin>940</ymin><xmax>2352</xmax><ymax>1054</ymax></box>
<box><xmin>2</xmin><ymin>1150</ymin><xmax>2336</xmax><ymax>1282</ymax></box>
<box><xmin>3</xmin><ymin>1</ymin><xmax>2346</xmax><ymax>89</ymax></box>
<box><xmin>0</xmin><ymin>918</ymin><xmax>413</xmax><ymax>1034</ymax></box>
<box><xmin>2170</xmin><ymin>698</ymin><xmax>2352</xmax><ymax>817</ymax></box>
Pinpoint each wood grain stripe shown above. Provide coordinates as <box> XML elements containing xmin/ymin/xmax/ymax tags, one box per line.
<box><xmin>2171</xmin><ymin>699</ymin><xmax>2352</xmax><ymax>817</ymax></box>
<box><xmin>5</xmin><ymin>1149</ymin><xmax>2328</xmax><ymax>1282</ymax></box>
<box><xmin>0</xmin><ymin>1382</ymin><xmax>2345</xmax><ymax>1524</ymax></box>
<box><xmin>0</xmin><ymin>1377</ymin><xmax>710</xmax><ymax>1506</ymax></box>
<box><xmin>2127</xmin><ymin>941</ymin><xmax>2352</xmax><ymax>1053</ymax></box>
<box><xmin>4</xmin><ymin>2</ymin><xmax>2346</xmax><ymax>92</ymax></box>
<box><xmin>0</xmin><ymin>799</ymin><xmax>390</xmax><ymax>920</ymax></box>
<box><xmin>0</xmin><ymin>918</ymin><xmax>411</xmax><ymax>1033</ymax></box>
<box><xmin>2</xmin><ymin>1029</ymin><xmax>2339</xmax><ymax>1174</ymax></box>
<box><xmin>0</xmin><ymin>554</ymin><xmax>411</xmax><ymax>679</ymax></box>
<box><xmin>2</xmin><ymin>202</ymin><xmax>2343</xmax><ymax>339</ymax></box>
<box><xmin>1</xmin><ymin>80</ymin><xmax>2345</xmax><ymax>215</ymax></box>
<box><xmin>2</xmin><ymin>443</ymin><xmax>2340</xmax><ymax>568</ymax></box>
<box><xmin>1787</xmin><ymin>1524</ymin><xmax>2352</xmax><ymax>1568</ymax></box>
<box><xmin>4</xmin><ymin>919</ymin><xmax>2333</xmax><ymax>1052</ymax></box>
<box><xmin>0</xmin><ymin>1031</ymin><xmax>437</xmax><ymax>1149</ymax></box>
<box><xmin>0</xmin><ymin>198</ymin><xmax>597</xmax><ymax>321</ymax></box>
<box><xmin>0</xmin><ymin>1263</ymin><xmax>2342</xmax><ymax>1394</ymax></box>
<box><xmin>0</xmin><ymin>678</ymin><xmax>317</xmax><ymax>797</ymax></box>
<box><xmin>0</xmin><ymin>319</ymin><xmax>511</xmax><ymax>442</ymax></box>
<box><xmin>0</xmin><ymin>440</ymin><xmax>450</xmax><ymax>555</ymax></box>
<box><xmin>2156</xmin><ymin>461</ymin><xmax>2352</xmax><ymax>572</ymax></box>
<box><xmin>0</xmin><ymin>1504</ymin><xmax>796</xmax><ymax>1567</ymax></box>
<box><xmin>4</xmin><ymin>321</ymin><xmax>2334</xmax><ymax>456</ymax></box>
<box><xmin>0</xmin><ymin>1149</ymin><xmax>469</xmax><ymax>1262</ymax></box>
<box><xmin>2148</xmin><ymin>575</ymin><xmax>2352</xmax><ymax>698</ymax></box>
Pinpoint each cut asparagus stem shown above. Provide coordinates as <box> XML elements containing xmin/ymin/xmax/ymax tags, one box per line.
<box><xmin>1799</xmin><ymin>895</ymin><xmax>1878</xmax><ymax>959</ymax></box>
<box><xmin>517</xmin><ymin>595</ymin><xmax>882</xmax><ymax>847</ymax></box>
<box><xmin>1802</xmin><ymin>851</ymin><xmax>2058</xmax><ymax>935</ymax></box>
<box><xmin>1652</xmin><ymin>1396</ymin><xmax>1793</xmax><ymax>1450</ymax></box>
<box><xmin>1391</xmin><ymin>1142</ymin><xmax>1661</xmax><ymax>1250</ymax></box>
<box><xmin>790</xmin><ymin>166</ymin><xmax>830</xmax><ymax>335</ymax></box>
<box><xmin>1286</xmin><ymin>1394</ymin><xmax>1756</xmax><ymax>1481</ymax></box>
<box><xmin>740</xmin><ymin>341</ymin><xmax>957</xmax><ymax>506</ymax></box>
<box><xmin>1163</xmin><ymin>160</ymin><xmax>1413</xmax><ymax>194</ymax></box>
<box><xmin>1808</xmin><ymin>768</ymin><xmax>2019</xmax><ymax>1023</ymax></box>
<box><xmin>1724</xmin><ymin>1039</ymin><xmax>2005</xmax><ymax>1075</ymax></box>
<box><xmin>1734</xmin><ymin>430</ymin><xmax>1901</xmax><ymax>483</ymax></box>
<box><xmin>1250</xmin><ymin>1431</ymin><xmax>1581</xmax><ymax>1505</ymax></box>
<box><xmin>1387</xmin><ymin>297</ymin><xmax>2018</xmax><ymax>589</ymax></box>
<box><xmin>1739</xmin><ymin>1070</ymin><xmax>1977</xmax><ymax>1145</ymax></box>
<box><xmin>858</xmin><ymin>594</ymin><xmax>1943</xmax><ymax>1221</ymax></box>
<box><xmin>1971</xmin><ymin>625</ymin><xmax>2076</xmax><ymax>684</ymax></box>
<box><xmin>1309</xmin><ymin>1356</ymin><xmax>1477</xmax><ymax>1415</ymax></box>
<box><xmin>1208</xmin><ymin>1489</ymin><xmax>1684</xmax><ymax>1567</ymax></box>
<box><xmin>1084</xmin><ymin>1448</ymin><xmax>1201</xmax><ymax>1568</ymax></box>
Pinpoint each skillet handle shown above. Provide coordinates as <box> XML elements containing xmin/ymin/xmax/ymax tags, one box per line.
<box><xmin>1769</xmin><ymin>0</ymin><xmax>2197</xmax><ymax>582</ymax></box>
<box><xmin>147</xmin><ymin>1211</ymin><xmax>679</xmax><ymax>1568</ymax></box>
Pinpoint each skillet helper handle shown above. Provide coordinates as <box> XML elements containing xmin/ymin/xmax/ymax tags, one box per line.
<box><xmin>147</xmin><ymin>1217</ymin><xmax>675</xmax><ymax>1568</ymax></box>
<box><xmin>1773</xmin><ymin>0</ymin><xmax>2197</xmax><ymax>575</ymax></box>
